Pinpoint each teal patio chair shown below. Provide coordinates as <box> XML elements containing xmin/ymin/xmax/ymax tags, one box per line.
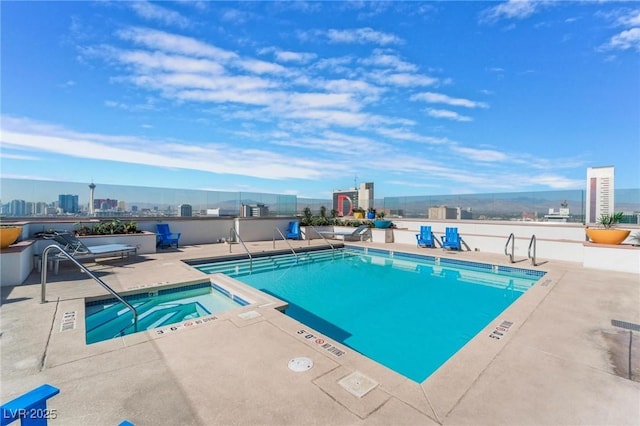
<box><xmin>156</xmin><ymin>224</ymin><xmax>181</xmax><ymax>248</ymax></box>
<box><xmin>416</xmin><ymin>226</ymin><xmax>435</xmax><ymax>248</ymax></box>
<box><xmin>441</xmin><ymin>227</ymin><xmax>462</xmax><ymax>250</ymax></box>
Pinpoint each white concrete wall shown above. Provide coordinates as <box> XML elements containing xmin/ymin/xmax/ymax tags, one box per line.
<box><xmin>0</xmin><ymin>242</ymin><xmax>34</xmax><ymax>286</ymax></box>
<box><xmin>583</xmin><ymin>245</ymin><xmax>640</xmax><ymax>274</ymax></box>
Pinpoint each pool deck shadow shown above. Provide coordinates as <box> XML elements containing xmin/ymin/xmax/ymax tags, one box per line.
<box><xmin>1</xmin><ymin>239</ymin><xmax>639</xmax><ymax>425</ymax></box>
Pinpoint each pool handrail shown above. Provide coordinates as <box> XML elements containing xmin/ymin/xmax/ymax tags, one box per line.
<box><xmin>229</xmin><ymin>227</ymin><xmax>253</xmax><ymax>272</ymax></box>
<box><xmin>307</xmin><ymin>225</ymin><xmax>336</xmax><ymax>257</ymax></box>
<box><xmin>528</xmin><ymin>234</ymin><xmax>537</xmax><ymax>266</ymax></box>
<box><xmin>272</xmin><ymin>227</ymin><xmax>299</xmax><ymax>263</ymax></box>
<box><xmin>40</xmin><ymin>244</ymin><xmax>138</xmax><ymax>332</ymax></box>
<box><xmin>505</xmin><ymin>233</ymin><xmax>515</xmax><ymax>263</ymax></box>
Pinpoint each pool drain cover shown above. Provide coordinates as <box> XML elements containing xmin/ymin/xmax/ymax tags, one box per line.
<box><xmin>338</xmin><ymin>371</ymin><xmax>378</xmax><ymax>398</ymax></box>
<box><xmin>288</xmin><ymin>357</ymin><xmax>314</xmax><ymax>372</ymax></box>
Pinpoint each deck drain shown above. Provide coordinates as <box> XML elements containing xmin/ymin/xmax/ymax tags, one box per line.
<box><xmin>288</xmin><ymin>357</ymin><xmax>314</xmax><ymax>372</ymax></box>
<box><xmin>338</xmin><ymin>371</ymin><xmax>378</xmax><ymax>398</ymax></box>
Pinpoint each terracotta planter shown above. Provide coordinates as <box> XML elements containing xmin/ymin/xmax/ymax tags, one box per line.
<box><xmin>585</xmin><ymin>228</ymin><xmax>630</xmax><ymax>245</ymax></box>
<box><xmin>0</xmin><ymin>226</ymin><xmax>22</xmax><ymax>249</ymax></box>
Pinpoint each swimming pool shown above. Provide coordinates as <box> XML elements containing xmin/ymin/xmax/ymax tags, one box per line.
<box><xmin>193</xmin><ymin>248</ymin><xmax>544</xmax><ymax>382</ymax></box>
<box><xmin>85</xmin><ymin>281</ymin><xmax>249</xmax><ymax>344</ymax></box>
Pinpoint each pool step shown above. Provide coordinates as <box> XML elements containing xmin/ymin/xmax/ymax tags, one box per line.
<box><xmin>86</xmin><ymin>299</ymin><xmax>209</xmax><ymax>344</ymax></box>
<box><xmin>198</xmin><ymin>249</ymin><xmax>342</xmax><ymax>277</ymax></box>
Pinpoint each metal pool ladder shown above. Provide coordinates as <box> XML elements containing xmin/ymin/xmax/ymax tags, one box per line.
<box><xmin>528</xmin><ymin>234</ymin><xmax>537</xmax><ymax>266</ymax></box>
<box><xmin>40</xmin><ymin>244</ymin><xmax>138</xmax><ymax>332</ymax></box>
<box><xmin>504</xmin><ymin>233</ymin><xmax>516</xmax><ymax>263</ymax></box>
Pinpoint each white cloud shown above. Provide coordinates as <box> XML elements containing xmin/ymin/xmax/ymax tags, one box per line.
<box><xmin>411</xmin><ymin>92</ymin><xmax>489</xmax><ymax>109</ymax></box>
<box><xmin>601</xmin><ymin>27</ymin><xmax>640</xmax><ymax>52</ymax></box>
<box><xmin>479</xmin><ymin>0</ymin><xmax>539</xmax><ymax>24</ymax></box>
<box><xmin>129</xmin><ymin>1</ymin><xmax>190</xmax><ymax>28</ymax></box>
<box><xmin>427</xmin><ymin>109</ymin><xmax>472</xmax><ymax>122</ymax></box>
<box><xmin>451</xmin><ymin>146</ymin><xmax>508</xmax><ymax>162</ymax></box>
<box><xmin>324</xmin><ymin>28</ymin><xmax>403</xmax><ymax>45</ymax></box>
<box><xmin>0</xmin><ymin>116</ymin><xmax>329</xmax><ymax>180</ymax></box>
<box><xmin>117</xmin><ymin>27</ymin><xmax>237</xmax><ymax>61</ymax></box>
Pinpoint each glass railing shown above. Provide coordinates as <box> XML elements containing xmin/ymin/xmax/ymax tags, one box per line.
<box><xmin>1</xmin><ymin>178</ymin><xmax>638</xmax><ymax>223</ymax></box>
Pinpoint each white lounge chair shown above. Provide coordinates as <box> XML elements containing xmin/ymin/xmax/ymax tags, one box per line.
<box><xmin>38</xmin><ymin>231</ymin><xmax>137</xmax><ymax>274</ymax></box>
<box><xmin>316</xmin><ymin>225</ymin><xmax>371</xmax><ymax>241</ymax></box>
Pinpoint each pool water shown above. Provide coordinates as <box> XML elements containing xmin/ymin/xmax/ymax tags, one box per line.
<box><xmin>194</xmin><ymin>249</ymin><xmax>543</xmax><ymax>382</ymax></box>
<box><xmin>85</xmin><ymin>283</ymin><xmax>247</xmax><ymax>344</ymax></box>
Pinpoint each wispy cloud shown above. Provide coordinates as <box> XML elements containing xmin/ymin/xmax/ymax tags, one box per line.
<box><xmin>302</xmin><ymin>27</ymin><xmax>403</xmax><ymax>46</ymax></box>
<box><xmin>479</xmin><ymin>0</ymin><xmax>541</xmax><ymax>24</ymax></box>
<box><xmin>599</xmin><ymin>8</ymin><xmax>640</xmax><ymax>52</ymax></box>
<box><xmin>129</xmin><ymin>1</ymin><xmax>191</xmax><ymax>28</ymax></box>
<box><xmin>411</xmin><ymin>92</ymin><xmax>489</xmax><ymax>109</ymax></box>
<box><xmin>426</xmin><ymin>109</ymin><xmax>472</xmax><ymax>122</ymax></box>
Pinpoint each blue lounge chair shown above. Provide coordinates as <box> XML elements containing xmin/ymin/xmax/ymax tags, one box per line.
<box><xmin>416</xmin><ymin>225</ymin><xmax>435</xmax><ymax>248</ymax></box>
<box><xmin>156</xmin><ymin>224</ymin><xmax>181</xmax><ymax>248</ymax></box>
<box><xmin>285</xmin><ymin>221</ymin><xmax>301</xmax><ymax>239</ymax></box>
<box><xmin>441</xmin><ymin>227</ymin><xmax>462</xmax><ymax>250</ymax></box>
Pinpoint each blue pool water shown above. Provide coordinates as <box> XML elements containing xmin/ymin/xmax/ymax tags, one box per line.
<box><xmin>85</xmin><ymin>282</ymin><xmax>247</xmax><ymax>344</ymax></box>
<box><xmin>194</xmin><ymin>248</ymin><xmax>544</xmax><ymax>382</ymax></box>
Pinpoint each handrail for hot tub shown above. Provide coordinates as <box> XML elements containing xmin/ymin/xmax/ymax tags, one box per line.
<box><xmin>229</xmin><ymin>227</ymin><xmax>253</xmax><ymax>272</ymax></box>
<box><xmin>40</xmin><ymin>244</ymin><xmax>138</xmax><ymax>332</ymax></box>
<box><xmin>273</xmin><ymin>227</ymin><xmax>299</xmax><ymax>263</ymax></box>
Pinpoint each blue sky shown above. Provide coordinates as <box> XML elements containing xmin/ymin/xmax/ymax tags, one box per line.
<box><xmin>1</xmin><ymin>1</ymin><xmax>639</xmax><ymax>200</ymax></box>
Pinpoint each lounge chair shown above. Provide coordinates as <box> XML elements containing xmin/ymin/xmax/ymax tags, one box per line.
<box><xmin>416</xmin><ymin>225</ymin><xmax>435</xmax><ymax>248</ymax></box>
<box><xmin>316</xmin><ymin>225</ymin><xmax>371</xmax><ymax>241</ymax></box>
<box><xmin>285</xmin><ymin>221</ymin><xmax>301</xmax><ymax>239</ymax></box>
<box><xmin>39</xmin><ymin>230</ymin><xmax>137</xmax><ymax>274</ymax></box>
<box><xmin>440</xmin><ymin>227</ymin><xmax>462</xmax><ymax>250</ymax></box>
<box><xmin>156</xmin><ymin>224</ymin><xmax>181</xmax><ymax>248</ymax></box>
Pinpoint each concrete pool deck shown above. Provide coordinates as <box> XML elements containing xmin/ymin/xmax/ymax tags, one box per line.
<box><xmin>1</xmin><ymin>240</ymin><xmax>639</xmax><ymax>425</ymax></box>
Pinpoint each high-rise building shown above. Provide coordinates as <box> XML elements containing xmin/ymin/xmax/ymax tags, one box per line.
<box><xmin>88</xmin><ymin>182</ymin><xmax>96</xmax><ymax>216</ymax></box>
<box><xmin>358</xmin><ymin>182</ymin><xmax>374</xmax><ymax>211</ymax></box>
<box><xmin>586</xmin><ymin>166</ymin><xmax>614</xmax><ymax>224</ymax></box>
<box><xmin>179</xmin><ymin>204</ymin><xmax>193</xmax><ymax>217</ymax></box>
<box><xmin>58</xmin><ymin>194</ymin><xmax>79</xmax><ymax>214</ymax></box>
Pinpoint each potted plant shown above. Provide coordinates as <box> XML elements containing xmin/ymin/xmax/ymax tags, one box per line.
<box><xmin>366</xmin><ymin>207</ymin><xmax>376</xmax><ymax>220</ymax></box>
<box><xmin>373</xmin><ymin>211</ymin><xmax>392</xmax><ymax>229</ymax></box>
<box><xmin>585</xmin><ymin>212</ymin><xmax>631</xmax><ymax>245</ymax></box>
<box><xmin>353</xmin><ymin>207</ymin><xmax>365</xmax><ymax>219</ymax></box>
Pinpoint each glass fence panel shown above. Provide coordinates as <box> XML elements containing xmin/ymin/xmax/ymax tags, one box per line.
<box><xmin>1</xmin><ymin>178</ymin><xmax>638</xmax><ymax>222</ymax></box>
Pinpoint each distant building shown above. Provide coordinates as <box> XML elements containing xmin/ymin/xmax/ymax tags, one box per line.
<box><xmin>10</xmin><ymin>199</ymin><xmax>26</xmax><ymax>216</ymax></box>
<box><xmin>545</xmin><ymin>200</ymin><xmax>571</xmax><ymax>222</ymax></box>
<box><xmin>179</xmin><ymin>204</ymin><xmax>193</xmax><ymax>217</ymax></box>
<box><xmin>94</xmin><ymin>198</ymin><xmax>118</xmax><ymax>211</ymax></box>
<box><xmin>332</xmin><ymin>182</ymin><xmax>374</xmax><ymax>216</ymax></box>
<box><xmin>429</xmin><ymin>205</ymin><xmax>458</xmax><ymax>220</ymax></box>
<box><xmin>586</xmin><ymin>166</ymin><xmax>614</xmax><ymax>224</ymax></box>
<box><xmin>58</xmin><ymin>194</ymin><xmax>79</xmax><ymax>214</ymax></box>
<box><xmin>358</xmin><ymin>182</ymin><xmax>374</xmax><ymax>212</ymax></box>
<box><xmin>241</xmin><ymin>203</ymin><xmax>269</xmax><ymax>217</ymax></box>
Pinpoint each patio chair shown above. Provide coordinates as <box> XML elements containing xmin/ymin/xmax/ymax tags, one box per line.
<box><xmin>316</xmin><ymin>224</ymin><xmax>371</xmax><ymax>241</ymax></box>
<box><xmin>285</xmin><ymin>221</ymin><xmax>301</xmax><ymax>239</ymax></box>
<box><xmin>156</xmin><ymin>224</ymin><xmax>181</xmax><ymax>248</ymax></box>
<box><xmin>416</xmin><ymin>226</ymin><xmax>435</xmax><ymax>248</ymax></box>
<box><xmin>441</xmin><ymin>227</ymin><xmax>462</xmax><ymax>250</ymax></box>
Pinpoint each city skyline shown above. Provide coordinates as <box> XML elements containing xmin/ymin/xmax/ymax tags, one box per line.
<box><xmin>1</xmin><ymin>1</ymin><xmax>638</xmax><ymax>199</ymax></box>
